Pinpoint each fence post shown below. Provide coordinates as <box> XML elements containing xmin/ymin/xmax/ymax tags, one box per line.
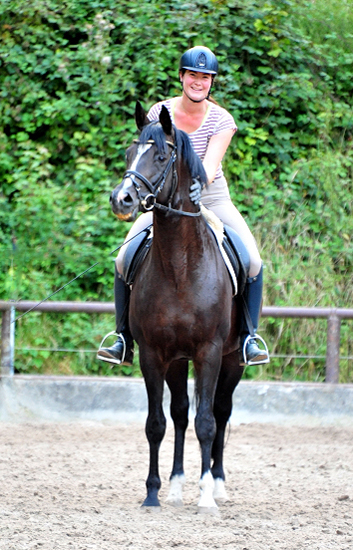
<box><xmin>0</xmin><ymin>307</ymin><xmax>15</xmax><ymax>377</ymax></box>
<box><xmin>325</xmin><ymin>312</ymin><xmax>340</xmax><ymax>383</ymax></box>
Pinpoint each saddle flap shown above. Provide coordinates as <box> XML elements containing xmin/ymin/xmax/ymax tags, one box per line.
<box><xmin>223</xmin><ymin>225</ymin><xmax>250</xmax><ymax>296</ymax></box>
<box><xmin>122</xmin><ymin>228</ymin><xmax>152</xmax><ymax>285</ymax></box>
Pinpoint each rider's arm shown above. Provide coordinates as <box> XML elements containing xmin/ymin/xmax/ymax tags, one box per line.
<box><xmin>202</xmin><ymin>128</ymin><xmax>234</xmax><ymax>185</ymax></box>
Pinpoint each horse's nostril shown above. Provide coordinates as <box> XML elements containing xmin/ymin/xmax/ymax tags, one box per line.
<box><xmin>110</xmin><ymin>189</ymin><xmax>134</xmax><ymax>209</ymax></box>
<box><xmin>123</xmin><ymin>193</ymin><xmax>133</xmax><ymax>205</ymax></box>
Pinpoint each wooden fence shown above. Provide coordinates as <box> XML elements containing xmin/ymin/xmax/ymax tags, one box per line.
<box><xmin>1</xmin><ymin>300</ymin><xmax>353</xmax><ymax>383</ymax></box>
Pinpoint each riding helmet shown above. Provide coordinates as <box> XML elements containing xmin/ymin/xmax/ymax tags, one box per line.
<box><xmin>179</xmin><ymin>46</ymin><xmax>218</xmax><ymax>75</ymax></box>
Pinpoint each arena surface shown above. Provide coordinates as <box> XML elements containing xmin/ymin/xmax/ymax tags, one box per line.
<box><xmin>0</xmin><ymin>421</ymin><xmax>352</xmax><ymax>549</ymax></box>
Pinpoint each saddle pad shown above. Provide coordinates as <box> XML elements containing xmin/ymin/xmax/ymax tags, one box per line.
<box><xmin>200</xmin><ymin>205</ymin><xmax>238</xmax><ymax>296</ymax></box>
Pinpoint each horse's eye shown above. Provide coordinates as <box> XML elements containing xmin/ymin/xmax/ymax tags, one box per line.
<box><xmin>158</xmin><ymin>155</ymin><xmax>166</xmax><ymax>162</ymax></box>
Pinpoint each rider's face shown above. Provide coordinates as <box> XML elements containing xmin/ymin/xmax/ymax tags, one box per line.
<box><xmin>180</xmin><ymin>70</ymin><xmax>213</xmax><ymax>102</ymax></box>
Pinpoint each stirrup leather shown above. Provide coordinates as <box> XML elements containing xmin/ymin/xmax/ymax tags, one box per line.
<box><xmin>242</xmin><ymin>334</ymin><xmax>270</xmax><ymax>365</ymax></box>
<box><xmin>97</xmin><ymin>331</ymin><xmax>126</xmax><ymax>364</ymax></box>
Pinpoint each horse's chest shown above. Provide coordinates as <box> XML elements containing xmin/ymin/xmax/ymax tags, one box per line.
<box><xmin>131</xmin><ymin>272</ymin><xmax>229</xmax><ymax>339</ymax></box>
<box><xmin>134</xmin><ymin>271</ymin><xmax>220</xmax><ymax>309</ymax></box>
<box><xmin>130</xmin><ymin>245</ymin><xmax>232</xmax><ymax>346</ymax></box>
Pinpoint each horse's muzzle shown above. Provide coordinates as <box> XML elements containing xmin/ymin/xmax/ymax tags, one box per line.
<box><xmin>110</xmin><ymin>188</ymin><xmax>139</xmax><ymax>222</ymax></box>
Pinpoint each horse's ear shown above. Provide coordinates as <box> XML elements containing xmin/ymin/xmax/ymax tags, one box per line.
<box><xmin>159</xmin><ymin>105</ymin><xmax>173</xmax><ymax>136</ymax></box>
<box><xmin>135</xmin><ymin>101</ymin><xmax>149</xmax><ymax>131</ymax></box>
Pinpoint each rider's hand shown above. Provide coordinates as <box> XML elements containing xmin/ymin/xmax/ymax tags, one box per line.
<box><xmin>189</xmin><ymin>177</ymin><xmax>204</xmax><ymax>204</ymax></box>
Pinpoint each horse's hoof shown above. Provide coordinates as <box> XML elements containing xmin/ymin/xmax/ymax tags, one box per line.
<box><xmin>141</xmin><ymin>495</ymin><xmax>161</xmax><ymax>509</ymax></box>
<box><xmin>166</xmin><ymin>474</ymin><xmax>185</xmax><ymax>507</ymax></box>
<box><xmin>197</xmin><ymin>506</ymin><xmax>219</xmax><ymax>515</ymax></box>
<box><xmin>165</xmin><ymin>497</ymin><xmax>183</xmax><ymax>508</ymax></box>
<box><xmin>141</xmin><ymin>505</ymin><xmax>162</xmax><ymax>513</ymax></box>
<box><xmin>213</xmin><ymin>478</ymin><xmax>229</xmax><ymax>503</ymax></box>
<box><xmin>214</xmin><ymin>497</ymin><xmax>228</xmax><ymax>505</ymax></box>
<box><xmin>198</xmin><ymin>471</ymin><xmax>218</xmax><ymax>511</ymax></box>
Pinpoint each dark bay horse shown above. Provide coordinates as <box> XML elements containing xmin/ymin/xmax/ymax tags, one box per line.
<box><xmin>110</xmin><ymin>102</ymin><xmax>244</xmax><ymax>512</ymax></box>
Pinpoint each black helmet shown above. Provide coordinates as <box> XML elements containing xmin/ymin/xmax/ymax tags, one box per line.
<box><xmin>179</xmin><ymin>46</ymin><xmax>218</xmax><ymax>75</ymax></box>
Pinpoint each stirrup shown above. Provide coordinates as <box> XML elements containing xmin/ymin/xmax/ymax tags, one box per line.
<box><xmin>242</xmin><ymin>334</ymin><xmax>270</xmax><ymax>366</ymax></box>
<box><xmin>97</xmin><ymin>331</ymin><xmax>126</xmax><ymax>364</ymax></box>
<box><xmin>98</xmin><ymin>330</ymin><xmax>121</xmax><ymax>351</ymax></box>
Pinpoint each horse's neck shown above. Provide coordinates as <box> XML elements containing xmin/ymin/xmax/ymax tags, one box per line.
<box><xmin>151</xmin><ymin>162</ymin><xmax>212</xmax><ymax>277</ymax></box>
<box><xmin>152</xmin><ymin>213</ymin><xmax>211</xmax><ymax>279</ymax></box>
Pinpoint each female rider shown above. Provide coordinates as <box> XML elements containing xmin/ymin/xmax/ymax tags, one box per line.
<box><xmin>97</xmin><ymin>46</ymin><xmax>269</xmax><ymax>367</ymax></box>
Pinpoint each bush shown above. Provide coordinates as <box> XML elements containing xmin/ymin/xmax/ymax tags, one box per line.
<box><xmin>0</xmin><ymin>0</ymin><xmax>352</xmax><ymax>379</ymax></box>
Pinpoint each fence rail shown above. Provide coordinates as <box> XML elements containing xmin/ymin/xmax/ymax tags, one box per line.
<box><xmin>1</xmin><ymin>300</ymin><xmax>353</xmax><ymax>383</ymax></box>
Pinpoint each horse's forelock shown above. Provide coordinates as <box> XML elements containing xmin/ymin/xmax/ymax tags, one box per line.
<box><xmin>139</xmin><ymin>120</ymin><xmax>207</xmax><ymax>185</ymax></box>
<box><xmin>139</xmin><ymin>121</ymin><xmax>168</xmax><ymax>155</ymax></box>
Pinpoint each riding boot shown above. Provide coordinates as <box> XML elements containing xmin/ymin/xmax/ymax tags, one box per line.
<box><xmin>241</xmin><ymin>265</ymin><xmax>269</xmax><ymax>365</ymax></box>
<box><xmin>97</xmin><ymin>270</ymin><xmax>134</xmax><ymax>366</ymax></box>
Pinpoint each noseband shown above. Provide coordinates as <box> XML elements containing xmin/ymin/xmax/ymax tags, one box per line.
<box><xmin>122</xmin><ymin>139</ymin><xmax>201</xmax><ymax>217</ymax></box>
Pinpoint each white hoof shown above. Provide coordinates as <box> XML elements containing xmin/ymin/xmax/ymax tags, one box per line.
<box><xmin>198</xmin><ymin>506</ymin><xmax>219</xmax><ymax>515</ymax></box>
<box><xmin>166</xmin><ymin>474</ymin><xmax>185</xmax><ymax>507</ymax></box>
<box><xmin>213</xmin><ymin>478</ymin><xmax>229</xmax><ymax>502</ymax></box>
<box><xmin>198</xmin><ymin>471</ymin><xmax>218</xmax><ymax>511</ymax></box>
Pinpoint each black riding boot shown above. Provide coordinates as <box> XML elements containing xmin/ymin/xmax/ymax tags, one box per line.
<box><xmin>241</xmin><ymin>265</ymin><xmax>269</xmax><ymax>365</ymax></box>
<box><xmin>97</xmin><ymin>270</ymin><xmax>134</xmax><ymax>366</ymax></box>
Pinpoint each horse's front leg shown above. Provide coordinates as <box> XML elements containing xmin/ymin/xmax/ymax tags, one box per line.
<box><xmin>194</xmin><ymin>344</ymin><xmax>223</xmax><ymax>513</ymax></box>
<box><xmin>165</xmin><ymin>359</ymin><xmax>189</xmax><ymax>507</ymax></box>
<box><xmin>140</xmin><ymin>349</ymin><xmax>167</xmax><ymax>508</ymax></box>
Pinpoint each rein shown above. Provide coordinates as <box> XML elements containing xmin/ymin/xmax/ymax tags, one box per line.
<box><xmin>122</xmin><ymin>139</ymin><xmax>201</xmax><ymax>218</ymax></box>
<box><xmin>154</xmin><ymin>202</ymin><xmax>201</xmax><ymax>217</ymax></box>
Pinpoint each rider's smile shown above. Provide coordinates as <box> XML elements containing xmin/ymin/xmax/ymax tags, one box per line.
<box><xmin>181</xmin><ymin>70</ymin><xmax>212</xmax><ymax>103</ymax></box>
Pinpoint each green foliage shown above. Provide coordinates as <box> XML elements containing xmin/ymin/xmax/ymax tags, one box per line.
<box><xmin>0</xmin><ymin>0</ymin><xmax>352</xmax><ymax>380</ymax></box>
<box><xmin>15</xmin><ymin>311</ymin><xmax>141</xmax><ymax>376</ymax></box>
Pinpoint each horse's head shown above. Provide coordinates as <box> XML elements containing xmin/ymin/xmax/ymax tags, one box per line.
<box><xmin>110</xmin><ymin>101</ymin><xmax>178</xmax><ymax>222</ymax></box>
<box><xmin>110</xmin><ymin>101</ymin><xmax>207</xmax><ymax>221</ymax></box>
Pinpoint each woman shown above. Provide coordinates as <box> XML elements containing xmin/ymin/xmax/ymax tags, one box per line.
<box><xmin>97</xmin><ymin>46</ymin><xmax>269</xmax><ymax>367</ymax></box>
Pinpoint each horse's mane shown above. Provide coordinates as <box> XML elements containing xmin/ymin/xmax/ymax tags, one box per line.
<box><xmin>139</xmin><ymin>121</ymin><xmax>207</xmax><ymax>186</ymax></box>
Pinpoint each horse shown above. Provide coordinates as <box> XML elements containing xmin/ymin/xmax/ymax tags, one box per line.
<box><xmin>110</xmin><ymin>101</ymin><xmax>244</xmax><ymax>513</ymax></box>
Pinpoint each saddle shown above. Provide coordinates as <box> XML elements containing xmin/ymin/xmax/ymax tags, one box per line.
<box><xmin>121</xmin><ymin>227</ymin><xmax>153</xmax><ymax>286</ymax></box>
<box><xmin>121</xmin><ymin>209</ymin><xmax>250</xmax><ymax>296</ymax></box>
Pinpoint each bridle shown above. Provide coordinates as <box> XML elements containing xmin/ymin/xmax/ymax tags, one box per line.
<box><xmin>122</xmin><ymin>138</ymin><xmax>201</xmax><ymax>218</ymax></box>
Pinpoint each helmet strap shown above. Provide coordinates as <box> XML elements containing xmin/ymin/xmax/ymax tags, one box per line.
<box><xmin>207</xmin><ymin>76</ymin><xmax>215</xmax><ymax>99</ymax></box>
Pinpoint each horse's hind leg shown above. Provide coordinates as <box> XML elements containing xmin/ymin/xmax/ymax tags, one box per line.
<box><xmin>165</xmin><ymin>359</ymin><xmax>189</xmax><ymax>507</ymax></box>
<box><xmin>140</xmin><ymin>351</ymin><xmax>167</xmax><ymax>508</ymax></box>
<box><xmin>193</xmin><ymin>346</ymin><xmax>223</xmax><ymax>512</ymax></box>
<box><xmin>212</xmin><ymin>350</ymin><xmax>243</xmax><ymax>502</ymax></box>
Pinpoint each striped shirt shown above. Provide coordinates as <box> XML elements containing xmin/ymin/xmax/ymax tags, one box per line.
<box><xmin>147</xmin><ymin>98</ymin><xmax>237</xmax><ymax>180</ymax></box>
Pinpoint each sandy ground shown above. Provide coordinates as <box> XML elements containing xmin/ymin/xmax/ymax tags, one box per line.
<box><xmin>0</xmin><ymin>420</ymin><xmax>352</xmax><ymax>550</ymax></box>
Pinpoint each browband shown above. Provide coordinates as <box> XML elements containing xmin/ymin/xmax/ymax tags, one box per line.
<box><xmin>133</xmin><ymin>139</ymin><xmax>176</xmax><ymax>148</ymax></box>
